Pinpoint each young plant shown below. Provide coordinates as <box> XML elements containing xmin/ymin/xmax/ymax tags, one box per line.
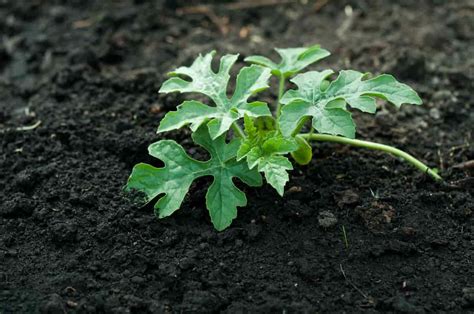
<box><xmin>126</xmin><ymin>45</ymin><xmax>442</xmax><ymax>231</ymax></box>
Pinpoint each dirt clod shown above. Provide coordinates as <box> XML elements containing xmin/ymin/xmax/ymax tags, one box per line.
<box><xmin>356</xmin><ymin>201</ymin><xmax>396</xmax><ymax>233</ymax></box>
<box><xmin>318</xmin><ymin>211</ymin><xmax>338</xmax><ymax>228</ymax></box>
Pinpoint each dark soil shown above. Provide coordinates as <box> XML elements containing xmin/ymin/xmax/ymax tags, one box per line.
<box><xmin>1</xmin><ymin>0</ymin><xmax>473</xmax><ymax>312</ymax></box>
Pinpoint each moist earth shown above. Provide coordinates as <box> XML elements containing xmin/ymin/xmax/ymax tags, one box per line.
<box><xmin>1</xmin><ymin>0</ymin><xmax>473</xmax><ymax>313</ymax></box>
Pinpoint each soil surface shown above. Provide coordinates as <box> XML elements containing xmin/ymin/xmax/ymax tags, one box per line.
<box><xmin>1</xmin><ymin>0</ymin><xmax>473</xmax><ymax>313</ymax></box>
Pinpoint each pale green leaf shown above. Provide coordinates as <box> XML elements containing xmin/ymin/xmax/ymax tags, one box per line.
<box><xmin>279</xmin><ymin>100</ymin><xmax>355</xmax><ymax>138</ymax></box>
<box><xmin>242</xmin><ymin>55</ymin><xmax>277</xmax><ymax>70</ymax></box>
<box><xmin>279</xmin><ymin>70</ymin><xmax>422</xmax><ymax>137</ymax></box>
<box><xmin>231</xmin><ymin>65</ymin><xmax>272</xmax><ymax>107</ymax></box>
<box><xmin>245</xmin><ymin>45</ymin><xmax>330</xmax><ymax>77</ymax></box>
<box><xmin>126</xmin><ymin>126</ymin><xmax>262</xmax><ymax>231</ymax></box>
<box><xmin>158</xmin><ymin>100</ymin><xmax>216</xmax><ymax>133</ymax></box>
<box><xmin>159</xmin><ymin>52</ymin><xmax>271</xmax><ymax>139</ymax></box>
<box><xmin>160</xmin><ymin>51</ymin><xmax>236</xmax><ymax>107</ymax></box>
<box><xmin>280</xmin><ymin>70</ymin><xmax>334</xmax><ymax>104</ymax></box>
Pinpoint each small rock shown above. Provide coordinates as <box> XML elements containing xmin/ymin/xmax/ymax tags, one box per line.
<box><xmin>432</xmin><ymin>90</ymin><xmax>453</xmax><ymax>102</ymax></box>
<box><xmin>335</xmin><ymin>189</ymin><xmax>360</xmax><ymax>208</ymax></box>
<box><xmin>149</xmin><ymin>104</ymin><xmax>162</xmax><ymax>114</ymax></box>
<box><xmin>287</xmin><ymin>186</ymin><xmax>302</xmax><ymax>193</ymax></box>
<box><xmin>66</xmin><ymin>300</ymin><xmax>78</xmax><ymax>308</ymax></box>
<box><xmin>429</xmin><ymin>108</ymin><xmax>441</xmax><ymax>120</ymax></box>
<box><xmin>318</xmin><ymin>211</ymin><xmax>338</xmax><ymax>228</ymax></box>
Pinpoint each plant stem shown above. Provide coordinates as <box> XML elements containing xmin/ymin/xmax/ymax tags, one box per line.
<box><xmin>301</xmin><ymin>133</ymin><xmax>442</xmax><ymax>182</ymax></box>
<box><xmin>276</xmin><ymin>74</ymin><xmax>285</xmax><ymax>118</ymax></box>
<box><xmin>291</xmin><ymin>117</ymin><xmax>309</xmax><ymax>137</ymax></box>
<box><xmin>232</xmin><ymin>122</ymin><xmax>246</xmax><ymax>139</ymax></box>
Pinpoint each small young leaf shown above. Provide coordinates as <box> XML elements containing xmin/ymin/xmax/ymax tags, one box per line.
<box><xmin>291</xmin><ymin>135</ymin><xmax>313</xmax><ymax>165</ymax></box>
<box><xmin>237</xmin><ymin>116</ymin><xmax>297</xmax><ymax>195</ymax></box>
<box><xmin>125</xmin><ymin>126</ymin><xmax>262</xmax><ymax>231</ymax></box>
<box><xmin>158</xmin><ymin>51</ymin><xmax>272</xmax><ymax>139</ymax></box>
<box><xmin>279</xmin><ymin>70</ymin><xmax>423</xmax><ymax>138</ymax></box>
<box><xmin>257</xmin><ymin>155</ymin><xmax>293</xmax><ymax>196</ymax></box>
<box><xmin>245</xmin><ymin>45</ymin><xmax>330</xmax><ymax>78</ymax></box>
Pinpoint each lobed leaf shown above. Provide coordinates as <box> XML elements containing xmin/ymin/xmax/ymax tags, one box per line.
<box><xmin>279</xmin><ymin>70</ymin><xmax>423</xmax><ymax>138</ymax></box>
<box><xmin>125</xmin><ymin>126</ymin><xmax>262</xmax><ymax>231</ymax></box>
<box><xmin>158</xmin><ymin>51</ymin><xmax>272</xmax><ymax>139</ymax></box>
<box><xmin>245</xmin><ymin>45</ymin><xmax>330</xmax><ymax>78</ymax></box>
<box><xmin>256</xmin><ymin>155</ymin><xmax>293</xmax><ymax>196</ymax></box>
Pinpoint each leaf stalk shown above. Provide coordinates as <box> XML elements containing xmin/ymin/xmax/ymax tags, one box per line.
<box><xmin>301</xmin><ymin>133</ymin><xmax>442</xmax><ymax>182</ymax></box>
<box><xmin>276</xmin><ymin>74</ymin><xmax>285</xmax><ymax>118</ymax></box>
<box><xmin>232</xmin><ymin>122</ymin><xmax>246</xmax><ymax>138</ymax></box>
<box><xmin>291</xmin><ymin>117</ymin><xmax>310</xmax><ymax>137</ymax></box>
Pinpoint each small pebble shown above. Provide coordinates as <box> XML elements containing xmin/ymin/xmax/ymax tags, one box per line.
<box><xmin>318</xmin><ymin>211</ymin><xmax>338</xmax><ymax>228</ymax></box>
<box><xmin>429</xmin><ymin>108</ymin><xmax>441</xmax><ymax>119</ymax></box>
<box><xmin>131</xmin><ymin>276</ymin><xmax>145</xmax><ymax>284</ymax></box>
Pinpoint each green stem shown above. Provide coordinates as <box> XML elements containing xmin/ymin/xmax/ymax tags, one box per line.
<box><xmin>276</xmin><ymin>74</ymin><xmax>285</xmax><ymax>118</ymax></box>
<box><xmin>291</xmin><ymin>117</ymin><xmax>310</xmax><ymax>137</ymax></box>
<box><xmin>301</xmin><ymin>133</ymin><xmax>442</xmax><ymax>182</ymax></box>
<box><xmin>232</xmin><ymin>122</ymin><xmax>246</xmax><ymax>139</ymax></box>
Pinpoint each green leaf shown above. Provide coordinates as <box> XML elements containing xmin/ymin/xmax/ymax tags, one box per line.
<box><xmin>279</xmin><ymin>70</ymin><xmax>423</xmax><ymax>137</ymax></box>
<box><xmin>158</xmin><ymin>51</ymin><xmax>272</xmax><ymax>139</ymax></box>
<box><xmin>245</xmin><ymin>45</ymin><xmax>330</xmax><ymax>77</ymax></box>
<box><xmin>158</xmin><ymin>100</ymin><xmax>218</xmax><ymax>132</ymax></box>
<box><xmin>125</xmin><ymin>126</ymin><xmax>262</xmax><ymax>231</ymax></box>
<box><xmin>257</xmin><ymin>155</ymin><xmax>293</xmax><ymax>196</ymax></box>
<box><xmin>291</xmin><ymin>135</ymin><xmax>313</xmax><ymax>165</ymax></box>
<box><xmin>237</xmin><ymin>116</ymin><xmax>297</xmax><ymax>195</ymax></box>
